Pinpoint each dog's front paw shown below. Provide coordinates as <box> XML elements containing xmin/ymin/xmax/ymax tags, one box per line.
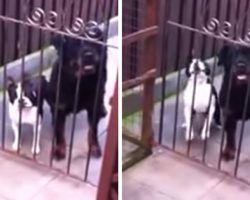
<box><xmin>12</xmin><ymin>143</ymin><xmax>18</xmax><ymax>151</ymax></box>
<box><xmin>181</xmin><ymin>123</ymin><xmax>186</xmax><ymax>128</ymax></box>
<box><xmin>185</xmin><ymin>131</ymin><xmax>194</xmax><ymax>141</ymax></box>
<box><xmin>31</xmin><ymin>145</ymin><xmax>40</xmax><ymax>155</ymax></box>
<box><xmin>222</xmin><ymin>147</ymin><xmax>235</xmax><ymax>161</ymax></box>
<box><xmin>90</xmin><ymin>145</ymin><xmax>102</xmax><ymax>158</ymax></box>
<box><xmin>53</xmin><ymin>144</ymin><xmax>66</xmax><ymax>160</ymax></box>
<box><xmin>201</xmin><ymin>129</ymin><xmax>210</xmax><ymax>140</ymax></box>
<box><xmin>100</xmin><ymin>105</ymin><xmax>107</xmax><ymax>118</ymax></box>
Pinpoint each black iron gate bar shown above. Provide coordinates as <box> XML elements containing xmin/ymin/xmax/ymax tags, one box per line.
<box><xmin>158</xmin><ymin>0</ymin><xmax>250</xmax><ymax>183</ymax></box>
<box><xmin>0</xmin><ymin>0</ymin><xmax>117</xmax><ymax>185</ymax></box>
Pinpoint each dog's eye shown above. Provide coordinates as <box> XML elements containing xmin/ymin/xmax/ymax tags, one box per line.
<box><xmin>32</xmin><ymin>91</ymin><xmax>36</xmax><ymax>97</ymax></box>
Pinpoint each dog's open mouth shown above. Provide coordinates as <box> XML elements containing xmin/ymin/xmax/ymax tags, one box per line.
<box><xmin>236</xmin><ymin>74</ymin><xmax>248</xmax><ymax>80</ymax></box>
<box><xmin>84</xmin><ymin>65</ymin><xmax>95</xmax><ymax>72</ymax></box>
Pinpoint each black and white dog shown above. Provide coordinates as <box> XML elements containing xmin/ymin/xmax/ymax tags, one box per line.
<box><xmin>218</xmin><ymin>44</ymin><xmax>250</xmax><ymax>161</ymax></box>
<box><xmin>7</xmin><ymin>75</ymin><xmax>47</xmax><ymax>154</ymax></box>
<box><xmin>183</xmin><ymin>58</ymin><xmax>221</xmax><ymax>141</ymax></box>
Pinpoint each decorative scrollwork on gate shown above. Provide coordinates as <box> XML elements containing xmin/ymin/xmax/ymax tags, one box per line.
<box><xmin>27</xmin><ymin>7</ymin><xmax>45</xmax><ymax>25</ymax></box>
<box><xmin>202</xmin><ymin>17</ymin><xmax>250</xmax><ymax>45</ymax></box>
<box><xmin>203</xmin><ymin>17</ymin><xmax>219</xmax><ymax>34</ymax></box>
<box><xmin>26</xmin><ymin>7</ymin><xmax>102</xmax><ymax>40</ymax></box>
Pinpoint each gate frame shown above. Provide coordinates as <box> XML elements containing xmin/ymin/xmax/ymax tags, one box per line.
<box><xmin>122</xmin><ymin>0</ymin><xmax>158</xmax><ymax>170</ymax></box>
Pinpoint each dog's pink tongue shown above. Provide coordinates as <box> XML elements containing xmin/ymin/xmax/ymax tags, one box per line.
<box><xmin>237</xmin><ymin>75</ymin><xmax>248</xmax><ymax>80</ymax></box>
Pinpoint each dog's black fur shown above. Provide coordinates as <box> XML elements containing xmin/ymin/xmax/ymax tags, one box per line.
<box><xmin>46</xmin><ymin>28</ymin><xmax>107</xmax><ymax>160</ymax></box>
<box><xmin>218</xmin><ymin>44</ymin><xmax>250</xmax><ymax>161</ymax></box>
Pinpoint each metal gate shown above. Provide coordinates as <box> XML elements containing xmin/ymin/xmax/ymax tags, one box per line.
<box><xmin>158</xmin><ymin>0</ymin><xmax>250</xmax><ymax>184</ymax></box>
<box><xmin>123</xmin><ymin>0</ymin><xmax>250</xmax><ymax>185</ymax></box>
<box><xmin>0</xmin><ymin>0</ymin><xmax>118</xmax><ymax>192</ymax></box>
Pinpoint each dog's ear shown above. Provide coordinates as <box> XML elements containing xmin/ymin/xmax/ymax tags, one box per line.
<box><xmin>218</xmin><ymin>45</ymin><xmax>230</xmax><ymax>66</ymax></box>
<box><xmin>51</xmin><ymin>34</ymin><xmax>65</xmax><ymax>52</ymax></box>
<box><xmin>204</xmin><ymin>62</ymin><xmax>211</xmax><ymax>75</ymax></box>
<box><xmin>6</xmin><ymin>76</ymin><xmax>15</xmax><ymax>88</ymax></box>
<box><xmin>185</xmin><ymin>53</ymin><xmax>194</xmax><ymax>77</ymax></box>
<box><xmin>185</xmin><ymin>65</ymin><xmax>191</xmax><ymax>77</ymax></box>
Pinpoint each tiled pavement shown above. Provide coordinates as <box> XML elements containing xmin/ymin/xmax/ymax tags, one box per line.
<box><xmin>123</xmin><ymin>148</ymin><xmax>250</xmax><ymax>200</ymax></box>
<box><xmin>123</xmin><ymin>73</ymin><xmax>250</xmax><ymax>199</ymax></box>
<box><xmin>0</xmin><ymin>151</ymin><xmax>96</xmax><ymax>200</ymax></box>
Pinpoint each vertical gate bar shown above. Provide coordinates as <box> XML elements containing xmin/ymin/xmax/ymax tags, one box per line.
<box><xmin>233</xmin><ymin>0</ymin><xmax>247</xmax><ymax>177</ymax></box>
<box><xmin>158</xmin><ymin>0</ymin><xmax>171</xmax><ymax>145</ymax></box>
<box><xmin>79</xmin><ymin>0</ymin><xmax>84</xmax><ymax>19</ymax></box>
<box><xmin>26</xmin><ymin>0</ymin><xmax>33</xmax><ymax>55</ymax></box>
<box><xmin>202</xmin><ymin>47</ymin><xmax>218</xmax><ymax>163</ymax></box>
<box><xmin>49</xmin><ymin>40</ymin><xmax>64</xmax><ymax>167</ymax></box>
<box><xmin>217</xmin><ymin>0</ymin><xmax>233</xmax><ymax>170</ymax></box>
<box><xmin>186</xmin><ymin>0</ymin><xmax>198</xmax><ymax>156</ymax></box>
<box><xmin>94</xmin><ymin>0</ymin><xmax>100</xmax><ymax>21</ymax></box>
<box><xmin>96</xmin><ymin>74</ymin><xmax>118</xmax><ymax>200</ymax></box>
<box><xmin>140</xmin><ymin>0</ymin><xmax>158</xmax><ymax>151</ymax></box>
<box><xmin>33</xmin><ymin>32</ymin><xmax>44</xmax><ymax>160</ymax></box>
<box><xmin>17</xmin><ymin>0</ymin><xmax>29</xmax><ymax>154</ymax></box>
<box><xmin>200</xmin><ymin>0</ymin><xmax>209</xmax><ymax>59</ymax></box>
<box><xmin>14</xmin><ymin>0</ymin><xmax>20</xmax><ymax>60</ymax></box>
<box><xmin>201</xmin><ymin>0</ymin><xmax>221</xmax><ymax>163</ymax></box>
<box><xmin>86</xmin><ymin>0</ymin><xmax>92</xmax><ymax>21</ymax></box>
<box><xmin>0</xmin><ymin>0</ymin><xmax>3</xmax><ymax>66</ymax></box>
<box><xmin>66</xmin><ymin>60</ymin><xmax>82</xmax><ymax>174</ymax></box>
<box><xmin>49</xmin><ymin>0</ymin><xmax>64</xmax><ymax>167</ymax></box>
<box><xmin>1</xmin><ymin>0</ymin><xmax>7</xmax><ymax>149</ymax></box>
<box><xmin>217</xmin><ymin>62</ymin><xmax>234</xmax><ymax>170</ymax></box>
<box><xmin>172</xmin><ymin>0</ymin><xmax>186</xmax><ymax>150</ymax></box>
<box><xmin>84</xmin><ymin>0</ymin><xmax>114</xmax><ymax>182</ymax></box>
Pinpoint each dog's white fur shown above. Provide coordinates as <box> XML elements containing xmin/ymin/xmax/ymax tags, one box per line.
<box><xmin>8</xmin><ymin>83</ymin><xmax>41</xmax><ymax>154</ymax></box>
<box><xmin>183</xmin><ymin>59</ymin><xmax>216</xmax><ymax>141</ymax></box>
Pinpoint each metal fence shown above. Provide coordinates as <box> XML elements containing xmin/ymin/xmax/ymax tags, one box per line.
<box><xmin>158</xmin><ymin>0</ymin><xmax>250</xmax><ymax>184</ymax></box>
<box><xmin>0</xmin><ymin>0</ymin><xmax>118</xmax><ymax>194</ymax></box>
<box><xmin>123</xmin><ymin>0</ymin><xmax>250</xmax><ymax>185</ymax></box>
<box><xmin>0</xmin><ymin>0</ymin><xmax>117</xmax><ymax>66</ymax></box>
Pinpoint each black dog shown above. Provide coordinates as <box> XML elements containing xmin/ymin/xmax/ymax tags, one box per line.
<box><xmin>46</xmin><ymin>28</ymin><xmax>107</xmax><ymax>160</ymax></box>
<box><xmin>218</xmin><ymin>44</ymin><xmax>250</xmax><ymax>161</ymax></box>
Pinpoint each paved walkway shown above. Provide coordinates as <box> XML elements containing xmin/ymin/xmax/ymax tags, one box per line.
<box><xmin>123</xmin><ymin>147</ymin><xmax>250</xmax><ymax>200</ymax></box>
<box><xmin>124</xmin><ymin>74</ymin><xmax>250</xmax><ymax>181</ymax></box>
<box><xmin>0</xmin><ymin>151</ymin><xmax>96</xmax><ymax>200</ymax></box>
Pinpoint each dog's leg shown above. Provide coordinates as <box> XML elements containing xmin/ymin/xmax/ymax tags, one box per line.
<box><xmin>184</xmin><ymin>106</ymin><xmax>194</xmax><ymax>141</ymax></box>
<box><xmin>53</xmin><ymin>110</ymin><xmax>66</xmax><ymax>160</ymax></box>
<box><xmin>222</xmin><ymin>115</ymin><xmax>237</xmax><ymax>161</ymax></box>
<box><xmin>11</xmin><ymin>122</ymin><xmax>19</xmax><ymax>151</ymax></box>
<box><xmin>31</xmin><ymin>118</ymin><xmax>41</xmax><ymax>154</ymax></box>
<box><xmin>201</xmin><ymin>105</ymin><xmax>215</xmax><ymax>140</ymax></box>
<box><xmin>212</xmin><ymin>85</ymin><xmax>221</xmax><ymax>127</ymax></box>
<box><xmin>87</xmin><ymin>107</ymin><xmax>102</xmax><ymax>158</ymax></box>
<box><xmin>214</xmin><ymin>99</ymin><xmax>222</xmax><ymax>128</ymax></box>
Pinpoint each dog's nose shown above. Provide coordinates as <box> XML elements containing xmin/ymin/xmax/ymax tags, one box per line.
<box><xmin>237</xmin><ymin>62</ymin><xmax>246</xmax><ymax>69</ymax></box>
<box><xmin>18</xmin><ymin>99</ymin><xmax>25</xmax><ymax>106</ymax></box>
<box><xmin>84</xmin><ymin>52</ymin><xmax>93</xmax><ymax>60</ymax></box>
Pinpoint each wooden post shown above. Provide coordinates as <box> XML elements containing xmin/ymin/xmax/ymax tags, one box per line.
<box><xmin>97</xmin><ymin>74</ymin><xmax>118</xmax><ymax>200</ymax></box>
<box><xmin>141</xmin><ymin>0</ymin><xmax>158</xmax><ymax>150</ymax></box>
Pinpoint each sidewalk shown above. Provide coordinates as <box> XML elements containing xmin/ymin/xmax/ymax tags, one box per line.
<box><xmin>0</xmin><ymin>151</ymin><xmax>96</xmax><ymax>200</ymax></box>
<box><xmin>123</xmin><ymin>148</ymin><xmax>250</xmax><ymax>200</ymax></box>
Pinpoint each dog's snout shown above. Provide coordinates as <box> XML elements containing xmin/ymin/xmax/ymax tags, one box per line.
<box><xmin>237</xmin><ymin>62</ymin><xmax>246</xmax><ymax>69</ymax></box>
<box><xmin>84</xmin><ymin>51</ymin><xmax>94</xmax><ymax>60</ymax></box>
<box><xmin>18</xmin><ymin>99</ymin><xmax>24</xmax><ymax>104</ymax></box>
<box><xmin>18</xmin><ymin>99</ymin><xmax>26</xmax><ymax>107</ymax></box>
